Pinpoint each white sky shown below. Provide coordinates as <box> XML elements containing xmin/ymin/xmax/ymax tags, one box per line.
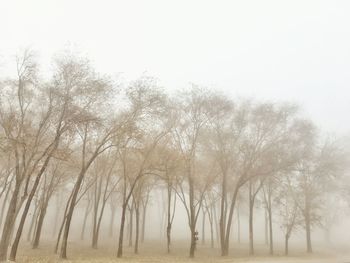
<box><xmin>1</xmin><ymin>0</ymin><xmax>349</xmax><ymax>135</ymax></box>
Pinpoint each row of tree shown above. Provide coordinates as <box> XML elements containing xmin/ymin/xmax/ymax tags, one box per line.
<box><xmin>0</xmin><ymin>50</ymin><xmax>347</xmax><ymax>261</ymax></box>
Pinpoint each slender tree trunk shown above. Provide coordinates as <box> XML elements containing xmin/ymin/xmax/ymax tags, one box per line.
<box><xmin>92</xmin><ymin>196</ymin><xmax>108</xmax><ymax>249</ymax></box>
<box><xmin>264</xmin><ymin>209</ymin><xmax>269</xmax><ymax>245</ymax></box>
<box><xmin>222</xmin><ymin>186</ymin><xmax>239</xmax><ymax>256</ymax></box>
<box><xmin>237</xmin><ymin>205</ymin><xmax>241</xmax><ymax>244</ymax></box>
<box><xmin>117</xmin><ymin>204</ymin><xmax>127</xmax><ymax>258</ymax></box>
<box><xmin>134</xmin><ymin>206</ymin><xmax>140</xmax><ymax>254</ymax></box>
<box><xmin>92</xmin><ymin>229</ymin><xmax>99</xmax><ymax>249</ymax></box>
<box><xmin>60</xmin><ymin>170</ymin><xmax>86</xmax><ymax>259</ymax></box>
<box><xmin>189</xmin><ymin>223</ymin><xmax>196</xmax><ymax>258</ymax></box>
<box><xmin>0</xmin><ymin>184</ymin><xmax>11</xmax><ymax>232</ymax></box>
<box><xmin>32</xmin><ymin>201</ymin><xmax>49</xmax><ymax>248</ymax></box>
<box><xmin>54</xmin><ymin>191</ymin><xmax>73</xmax><ymax>254</ymax></box>
<box><xmin>305</xmin><ymin>213</ymin><xmax>312</xmax><ymax>253</ymax></box>
<box><xmin>188</xmin><ymin>171</ymin><xmax>197</xmax><ymax>258</ymax></box>
<box><xmin>141</xmin><ymin>203</ymin><xmax>147</xmax><ymax>243</ymax></box>
<box><xmin>81</xmin><ymin>201</ymin><xmax>91</xmax><ymax>240</ymax></box>
<box><xmin>201</xmin><ymin>211</ymin><xmax>206</xmax><ymax>245</ymax></box>
<box><xmin>285</xmin><ymin>234</ymin><xmax>289</xmax><ymax>255</ymax></box>
<box><xmin>213</xmin><ymin>203</ymin><xmax>220</xmax><ymax>245</ymax></box>
<box><xmin>248</xmin><ymin>183</ymin><xmax>254</xmax><ymax>256</ymax></box>
<box><xmin>0</xmin><ymin>181</ymin><xmax>21</xmax><ymax>261</ymax></box>
<box><xmin>219</xmin><ymin>172</ymin><xmax>227</xmax><ymax>252</ymax></box>
<box><xmin>166</xmin><ymin>182</ymin><xmax>174</xmax><ymax>253</ymax></box>
<box><xmin>26</xmin><ymin>204</ymin><xmax>39</xmax><ymax>242</ymax></box>
<box><xmin>268</xmin><ymin>205</ymin><xmax>273</xmax><ymax>255</ymax></box>
<box><xmin>207</xmin><ymin>207</ymin><xmax>214</xmax><ymax>248</ymax></box>
<box><xmin>10</xmin><ymin>157</ymin><xmax>53</xmax><ymax>261</ymax></box>
<box><xmin>128</xmin><ymin>207</ymin><xmax>133</xmax><ymax>247</ymax></box>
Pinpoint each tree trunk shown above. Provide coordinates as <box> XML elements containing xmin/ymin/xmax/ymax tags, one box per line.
<box><xmin>264</xmin><ymin>209</ymin><xmax>268</xmax><ymax>245</ymax></box>
<box><xmin>141</xmin><ymin>203</ymin><xmax>147</xmax><ymax>243</ymax></box>
<box><xmin>268</xmin><ymin>205</ymin><xmax>273</xmax><ymax>255</ymax></box>
<box><xmin>285</xmin><ymin>234</ymin><xmax>289</xmax><ymax>255</ymax></box>
<box><xmin>0</xmin><ymin>184</ymin><xmax>11</xmax><ymax>232</ymax></box>
<box><xmin>54</xmin><ymin>191</ymin><xmax>73</xmax><ymax>254</ymax></box>
<box><xmin>305</xmin><ymin>214</ymin><xmax>312</xmax><ymax>253</ymax></box>
<box><xmin>222</xmin><ymin>187</ymin><xmax>239</xmax><ymax>256</ymax></box>
<box><xmin>134</xmin><ymin>206</ymin><xmax>140</xmax><ymax>254</ymax></box>
<box><xmin>0</xmin><ymin>182</ymin><xmax>21</xmax><ymax>261</ymax></box>
<box><xmin>32</xmin><ymin>201</ymin><xmax>49</xmax><ymax>249</ymax></box>
<box><xmin>27</xmin><ymin>204</ymin><xmax>39</xmax><ymax>242</ymax></box>
<box><xmin>10</xmin><ymin>174</ymin><xmax>44</xmax><ymax>260</ymax></box>
<box><xmin>189</xmin><ymin>224</ymin><xmax>196</xmax><ymax>258</ymax></box>
<box><xmin>219</xmin><ymin>171</ymin><xmax>227</xmax><ymax>252</ymax></box>
<box><xmin>249</xmin><ymin>183</ymin><xmax>254</xmax><ymax>256</ymax></box>
<box><xmin>213</xmin><ymin>204</ymin><xmax>220</xmax><ymax>245</ymax></box>
<box><xmin>81</xmin><ymin>201</ymin><xmax>91</xmax><ymax>240</ymax></box>
<box><xmin>201</xmin><ymin>211</ymin><xmax>206</xmax><ymax>245</ymax></box>
<box><xmin>207</xmin><ymin>207</ymin><xmax>214</xmax><ymax>248</ymax></box>
<box><xmin>128</xmin><ymin>207</ymin><xmax>133</xmax><ymax>247</ymax></box>
<box><xmin>92</xmin><ymin>195</ymin><xmax>108</xmax><ymax>249</ymax></box>
<box><xmin>59</xmin><ymin>170</ymin><xmax>86</xmax><ymax>259</ymax></box>
<box><xmin>237</xmin><ymin>205</ymin><xmax>241</xmax><ymax>244</ymax></box>
<box><xmin>117</xmin><ymin>204</ymin><xmax>127</xmax><ymax>257</ymax></box>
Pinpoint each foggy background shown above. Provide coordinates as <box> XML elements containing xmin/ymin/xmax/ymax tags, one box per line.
<box><xmin>1</xmin><ymin>1</ymin><xmax>350</xmax><ymax>261</ymax></box>
<box><xmin>1</xmin><ymin>0</ymin><xmax>350</xmax><ymax>134</ymax></box>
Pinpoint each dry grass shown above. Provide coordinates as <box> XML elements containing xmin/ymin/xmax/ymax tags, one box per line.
<box><xmin>13</xmin><ymin>240</ymin><xmax>347</xmax><ymax>263</ymax></box>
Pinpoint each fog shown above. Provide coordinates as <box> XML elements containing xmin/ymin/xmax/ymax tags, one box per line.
<box><xmin>0</xmin><ymin>1</ymin><xmax>350</xmax><ymax>262</ymax></box>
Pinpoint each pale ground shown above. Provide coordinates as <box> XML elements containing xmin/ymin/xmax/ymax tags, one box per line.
<box><xmin>13</xmin><ymin>240</ymin><xmax>350</xmax><ymax>263</ymax></box>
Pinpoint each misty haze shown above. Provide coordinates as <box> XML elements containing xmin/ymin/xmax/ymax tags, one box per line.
<box><xmin>0</xmin><ymin>1</ymin><xmax>350</xmax><ymax>263</ymax></box>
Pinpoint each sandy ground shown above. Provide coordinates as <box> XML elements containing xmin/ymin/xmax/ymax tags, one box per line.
<box><xmin>12</xmin><ymin>240</ymin><xmax>350</xmax><ymax>263</ymax></box>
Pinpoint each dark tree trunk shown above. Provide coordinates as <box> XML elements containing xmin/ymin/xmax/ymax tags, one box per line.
<box><xmin>201</xmin><ymin>211</ymin><xmax>206</xmax><ymax>245</ymax></box>
<box><xmin>81</xmin><ymin>200</ymin><xmax>91</xmax><ymax>240</ymax></box>
<box><xmin>0</xmin><ymin>181</ymin><xmax>21</xmax><ymax>261</ymax></box>
<box><xmin>0</xmin><ymin>184</ymin><xmax>11</xmax><ymax>232</ymax></box>
<box><xmin>117</xmin><ymin>204</ymin><xmax>127</xmax><ymax>258</ymax></box>
<box><xmin>285</xmin><ymin>234</ymin><xmax>289</xmax><ymax>255</ymax></box>
<box><xmin>268</xmin><ymin>205</ymin><xmax>273</xmax><ymax>255</ymax></box>
<box><xmin>219</xmin><ymin>171</ymin><xmax>227</xmax><ymax>253</ymax></box>
<box><xmin>222</xmin><ymin>187</ymin><xmax>239</xmax><ymax>256</ymax></box>
<box><xmin>305</xmin><ymin>213</ymin><xmax>312</xmax><ymax>253</ymax></box>
<box><xmin>128</xmin><ymin>206</ymin><xmax>134</xmax><ymax>247</ymax></box>
<box><xmin>248</xmin><ymin>183</ymin><xmax>254</xmax><ymax>256</ymax></box>
<box><xmin>189</xmin><ymin>224</ymin><xmax>196</xmax><ymax>258</ymax></box>
<box><xmin>59</xmin><ymin>169</ymin><xmax>86</xmax><ymax>259</ymax></box>
<box><xmin>207</xmin><ymin>206</ymin><xmax>214</xmax><ymax>248</ymax></box>
<box><xmin>92</xmin><ymin>194</ymin><xmax>108</xmax><ymax>249</ymax></box>
<box><xmin>54</xmin><ymin>191</ymin><xmax>73</xmax><ymax>254</ymax></box>
<box><xmin>134</xmin><ymin>206</ymin><xmax>140</xmax><ymax>254</ymax></box>
<box><xmin>237</xmin><ymin>205</ymin><xmax>241</xmax><ymax>244</ymax></box>
<box><xmin>32</xmin><ymin>201</ymin><xmax>49</xmax><ymax>249</ymax></box>
<box><xmin>141</xmin><ymin>203</ymin><xmax>147</xmax><ymax>243</ymax></box>
<box><xmin>27</xmin><ymin>203</ymin><xmax>39</xmax><ymax>242</ymax></box>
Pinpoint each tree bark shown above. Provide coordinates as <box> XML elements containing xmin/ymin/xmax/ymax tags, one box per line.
<box><xmin>285</xmin><ymin>234</ymin><xmax>289</xmax><ymax>255</ymax></box>
<box><xmin>81</xmin><ymin>198</ymin><xmax>91</xmax><ymax>240</ymax></box>
<box><xmin>305</xmin><ymin>213</ymin><xmax>312</xmax><ymax>253</ymax></box>
<box><xmin>32</xmin><ymin>200</ymin><xmax>49</xmax><ymax>248</ymax></box>
<box><xmin>268</xmin><ymin>205</ymin><xmax>273</xmax><ymax>255</ymax></box>
<box><xmin>201</xmin><ymin>210</ymin><xmax>206</xmax><ymax>245</ymax></box>
<box><xmin>134</xmin><ymin>205</ymin><xmax>140</xmax><ymax>254</ymax></box>
<box><xmin>0</xmin><ymin>181</ymin><xmax>21</xmax><ymax>261</ymax></box>
<box><xmin>60</xmin><ymin>169</ymin><xmax>86</xmax><ymax>259</ymax></box>
<box><xmin>117</xmin><ymin>204</ymin><xmax>127</xmax><ymax>257</ymax></box>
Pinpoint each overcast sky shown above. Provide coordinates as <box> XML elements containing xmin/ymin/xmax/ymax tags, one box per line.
<box><xmin>1</xmin><ymin>0</ymin><xmax>349</xmax><ymax>135</ymax></box>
